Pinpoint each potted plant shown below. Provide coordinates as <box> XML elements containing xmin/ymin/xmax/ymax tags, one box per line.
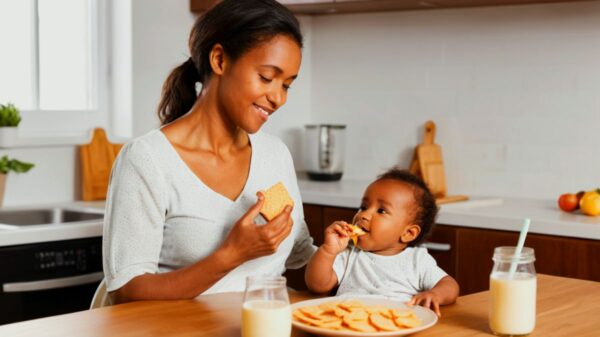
<box><xmin>0</xmin><ymin>103</ymin><xmax>22</xmax><ymax>147</ymax></box>
<box><xmin>0</xmin><ymin>155</ymin><xmax>34</xmax><ymax>207</ymax></box>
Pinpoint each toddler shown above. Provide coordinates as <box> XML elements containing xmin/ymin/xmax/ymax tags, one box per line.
<box><xmin>305</xmin><ymin>168</ymin><xmax>459</xmax><ymax>316</ymax></box>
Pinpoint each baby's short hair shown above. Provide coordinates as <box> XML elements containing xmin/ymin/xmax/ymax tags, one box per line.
<box><xmin>376</xmin><ymin>168</ymin><xmax>438</xmax><ymax>246</ymax></box>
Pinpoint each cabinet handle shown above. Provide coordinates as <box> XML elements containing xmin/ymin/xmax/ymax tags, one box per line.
<box><xmin>421</xmin><ymin>242</ymin><xmax>451</xmax><ymax>252</ymax></box>
<box><xmin>2</xmin><ymin>272</ymin><xmax>103</xmax><ymax>293</ymax></box>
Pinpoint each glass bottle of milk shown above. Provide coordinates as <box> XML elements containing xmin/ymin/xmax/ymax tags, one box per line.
<box><xmin>489</xmin><ymin>247</ymin><xmax>536</xmax><ymax>336</ymax></box>
<box><xmin>242</xmin><ymin>276</ymin><xmax>291</xmax><ymax>337</ymax></box>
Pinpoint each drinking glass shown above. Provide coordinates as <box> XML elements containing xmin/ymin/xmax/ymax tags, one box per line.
<box><xmin>241</xmin><ymin>275</ymin><xmax>291</xmax><ymax>337</ymax></box>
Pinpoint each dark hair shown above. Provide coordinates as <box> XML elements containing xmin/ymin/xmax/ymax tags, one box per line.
<box><xmin>376</xmin><ymin>168</ymin><xmax>439</xmax><ymax>246</ymax></box>
<box><xmin>157</xmin><ymin>0</ymin><xmax>303</xmax><ymax>125</ymax></box>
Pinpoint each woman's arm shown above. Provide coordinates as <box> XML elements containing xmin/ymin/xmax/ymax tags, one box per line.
<box><xmin>111</xmin><ymin>245</ymin><xmax>239</xmax><ymax>303</ymax></box>
<box><xmin>111</xmin><ymin>194</ymin><xmax>294</xmax><ymax>303</ymax></box>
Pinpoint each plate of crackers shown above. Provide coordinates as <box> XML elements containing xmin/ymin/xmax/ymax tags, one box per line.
<box><xmin>292</xmin><ymin>297</ymin><xmax>437</xmax><ymax>336</ymax></box>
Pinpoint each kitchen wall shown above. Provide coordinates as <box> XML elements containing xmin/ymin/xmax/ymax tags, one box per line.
<box><xmin>308</xmin><ymin>1</ymin><xmax>600</xmax><ymax>198</ymax></box>
<box><xmin>2</xmin><ymin>147</ymin><xmax>78</xmax><ymax>206</ymax></box>
<box><xmin>4</xmin><ymin>1</ymin><xmax>599</xmax><ymax>207</ymax></box>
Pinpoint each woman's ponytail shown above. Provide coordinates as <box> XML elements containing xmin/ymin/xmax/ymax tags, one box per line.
<box><xmin>157</xmin><ymin>58</ymin><xmax>200</xmax><ymax>125</ymax></box>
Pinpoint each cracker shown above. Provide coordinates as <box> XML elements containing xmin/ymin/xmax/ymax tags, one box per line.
<box><xmin>259</xmin><ymin>182</ymin><xmax>294</xmax><ymax>221</ymax></box>
<box><xmin>349</xmin><ymin>224</ymin><xmax>367</xmax><ymax>246</ymax></box>
<box><xmin>394</xmin><ymin>314</ymin><xmax>422</xmax><ymax>328</ymax></box>
<box><xmin>370</xmin><ymin>313</ymin><xmax>399</xmax><ymax>331</ymax></box>
<box><xmin>292</xmin><ymin>299</ymin><xmax>423</xmax><ymax>333</ymax></box>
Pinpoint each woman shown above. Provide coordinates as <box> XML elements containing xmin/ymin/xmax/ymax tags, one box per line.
<box><xmin>103</xmin><ymin>0</ymin><xmax>315</xmax><ymax>303</ymax></box>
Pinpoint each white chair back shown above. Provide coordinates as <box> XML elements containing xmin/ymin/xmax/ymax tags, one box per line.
<box><xmin>90</xmin><ymin>278</ymin><xmax>112</xmax><ymax>309</ymax></box>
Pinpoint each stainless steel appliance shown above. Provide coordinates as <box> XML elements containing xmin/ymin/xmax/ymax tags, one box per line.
<box><xmin>0</xmin><ymin>237</ymin><xmax>103</xmax><ymax>324</ymax></box>
<box><xmin>0</xmin><ymin>207</ymin><xmax>104</xmax><ymax>324</ymax></box>
<box><xmin>304</xmin><ymin>124</ymin><xmax>346</xmax><ymax>181</ymax></box>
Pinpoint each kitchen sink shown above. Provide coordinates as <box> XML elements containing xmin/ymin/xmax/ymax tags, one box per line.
<box><xmin>0</xmin><ymin>208</ymin><xmax>104</xmax><ymax>227</ymax></box>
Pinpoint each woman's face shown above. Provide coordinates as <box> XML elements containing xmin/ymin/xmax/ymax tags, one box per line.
<box><xmin>218</xmin><ymin>34</ymin><xmax>302</xmax><ymax>134</ymax></box>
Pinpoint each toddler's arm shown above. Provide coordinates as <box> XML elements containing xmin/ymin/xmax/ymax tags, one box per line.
<box><xmin>305</xmin><ymin>221</ymin><xmax>352</xmax><ymax>294</ymax></box>
<box><xmin>409</xmin><ymin>275</ymin><xmax>459</xmax><ymax>317</ymax></box>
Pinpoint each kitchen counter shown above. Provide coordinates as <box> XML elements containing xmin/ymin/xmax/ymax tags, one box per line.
<box><xmin>0</xmin><ymin>201</ymin><xmax>105</xmax><ymax>247</ymax></box>
<box><xmin>298</xmin><ymin>178</ymin><xmax>600</xmax><ymax>240</ymax></box>
<box><xmin>1</xmin><ymin>178</ymin><xmax>598</xmax><ymax>247</ymax></box>
<box><xmin>0</xmin><ymin>274</ymin><xmax>597</xmax><ymax>336</ymax></box>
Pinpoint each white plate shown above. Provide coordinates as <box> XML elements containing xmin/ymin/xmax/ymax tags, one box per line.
<box><xmin>291</xmin><ymin>296</ymin><xmax>438</xmax><ymax>337</ymax></box>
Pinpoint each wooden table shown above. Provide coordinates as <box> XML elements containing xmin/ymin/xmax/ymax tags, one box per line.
<box><xmin>1</xmin><ymin>274</ymin><xmax>598</xmax><ymax>336</ymax></box>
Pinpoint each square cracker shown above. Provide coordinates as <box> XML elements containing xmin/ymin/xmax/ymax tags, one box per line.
<box><xmin>260</xmin><ymin>182</ymin><xmax>294</xmax><ymax>221</ymax></box>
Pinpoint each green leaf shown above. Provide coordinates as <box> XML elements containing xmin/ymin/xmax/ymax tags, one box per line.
<box><xmin>0</xmin><ymin>155</ymin><xmax>34</xmax><ymax>174</ymax></box>
<box><xmin>0</xmin><ymin>103</ymin><xmax>22</xmax><ymax>127</ymax></box>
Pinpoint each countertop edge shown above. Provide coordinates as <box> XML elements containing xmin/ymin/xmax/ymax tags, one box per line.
<box><xmin>1</xmin><ymin>182</ymin><xmax>599</xmax><ymax>246</ymax></box>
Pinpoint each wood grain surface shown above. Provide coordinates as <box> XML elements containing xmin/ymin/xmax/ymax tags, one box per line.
<box><xmin>1</xmin><ymin>274</ymin><xmax>598</xmax><ymax>337</ymax></box>
<box><xmin>79</xmin><ymin>128</ymin><xmax>122</xmax><ymax>201</ymax></box>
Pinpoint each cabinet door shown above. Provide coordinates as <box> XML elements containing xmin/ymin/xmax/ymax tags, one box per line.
<box><xmin>424</xmin><ymin>225</ymin><xmax>457</xmax><ymax>278</ymax></box>
<box><xmin>456</xmin><ymin>227</ymin><xmax>599</xmax><ymax>295</ymax></box>
<box><xmin>303</xmin><ymin>204</ymin><xmax>324</xmax><ymax>246</ymax></box>
<box><xmin>456</xmin><ymin>228</ymin><xmax>518</xmax><ymax>295</ymax></box>
<box><xmin>323</xmin><ymin>206</ymin><xmax>357</xmax><ymax>227</ymax></box>
<box><xmin>586</xmin><ymin>240</ymin><xmax>600</xmax><ymax>282</ymax></box>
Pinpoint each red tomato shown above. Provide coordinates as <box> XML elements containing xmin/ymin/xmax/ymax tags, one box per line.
<box><xmin>558</xmin><ymin>193</ymin><xmax>579</xmax><ymax>212</ymax></box>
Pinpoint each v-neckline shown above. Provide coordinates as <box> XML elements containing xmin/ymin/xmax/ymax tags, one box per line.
<box><xmin>157</xmin><ymin>129</ymin><xmax>256</xmax><ymax>204</ymax></box>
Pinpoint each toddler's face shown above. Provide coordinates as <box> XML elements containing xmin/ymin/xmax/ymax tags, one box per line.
<box><xmin>351</xmin><ymin>179</ymin><xmax>420</xmax><ymax>255</ymax></box>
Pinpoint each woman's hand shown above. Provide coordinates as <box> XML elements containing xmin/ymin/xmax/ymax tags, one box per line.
<box><xmin>321</xmin><ymin>221</ymin><xmax>352</xmax><ymax>256</ymax></box>
<box><xmin>220</xmin><ymin>192</ymin><xmax>294</xmax><ymax>267</ymax></box>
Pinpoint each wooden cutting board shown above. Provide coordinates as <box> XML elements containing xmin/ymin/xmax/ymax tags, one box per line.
<box><xmin>416</xmin><ymin>121</ymin><xmax>446</xmax><ymax>198</ymax></box>
<box><xmin>409</xmin><ymin>121</ymin><xmax>468</xmax><ymax>205</ymax></box>
<box><xmin>79</xmin><ymin>128</ymin><xmax>123</xmax><ymax>201</ymax></box>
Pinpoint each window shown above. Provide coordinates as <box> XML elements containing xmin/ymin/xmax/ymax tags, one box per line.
<box><xmin>0</xmin><ymin>0</ymin><xmax>107</xmax><ymax>137</ymax></box>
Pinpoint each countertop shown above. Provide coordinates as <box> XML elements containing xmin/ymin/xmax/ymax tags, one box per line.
<box><xmin>1</xmin><ymin>178</ymin><xmax>598</xmax><ymax>247</ymax></box>
<box><xmin>298</xmin><ymin>178</ymin><xmax>600</xmax><ymax>241</ymax></box>
<box><xmin>1</xmin><ymin>274</ymin><xmax>597</xmax><ymax>336</ymax></box>
<box><xmin>0</xmin><ymin>201</ymin><xmax>105</xmax><ymax>247</ymax></box>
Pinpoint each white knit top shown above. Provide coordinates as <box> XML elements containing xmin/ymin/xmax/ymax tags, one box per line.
<box><xmin>102</xmin><ymin>129</ymin><xmax>316</xmax><ymax>293</ymax></box>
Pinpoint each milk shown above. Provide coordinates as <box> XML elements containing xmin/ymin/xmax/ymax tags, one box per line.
<box><xmin>242</xmin><ymin>300</ymin><xmax>291</xmax><ymax>337</ymax></box>
<box><xmin>489</xmin><ymin>272</ymin><xmax>537</xmax><ymax>336</ymax></box>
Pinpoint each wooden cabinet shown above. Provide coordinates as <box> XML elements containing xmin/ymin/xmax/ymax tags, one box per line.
<box><xmin>190</xmin><ymin>0</ymin><xmax>588</xmax><ymax>15</ymax></box>
<box><xmin>425</xmin><ymin>225</ymin><xmax>457</xmax><ymax>278</ymax></box>
<box><xmin>455</xmin><ymin>227</ymin><xmax>600</xmax><ymax>295</ymax></box>
<box><xmin>303</xmin><ymin>204</ymin><xmax>324</xmax><ymax>246</ymax></box>
<box><xmin>189</xmin><ymin>0</ymin><xmax>218</xmax><ymax>12</ymax></box>
<box><xmin>323</xmin><ymin>206</ymin><xmax>357</xmax><ymax>228</ymax></box>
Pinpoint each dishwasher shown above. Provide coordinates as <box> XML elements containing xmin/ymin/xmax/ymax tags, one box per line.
<box><xmin>0</xmin><ymin>237</ymin><xmax>103</xmax><ymax>325</ymax></box>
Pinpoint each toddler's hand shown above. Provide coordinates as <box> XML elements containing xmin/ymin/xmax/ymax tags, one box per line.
<box><xmin>321</xmin><ymin>221</ymin><xmax>352</xmax><ymax>256</ymax></box>
<box><xmin>409</xmin><ymin>290</ymin><xmax>443</xmax><ymax>317</ymax></box>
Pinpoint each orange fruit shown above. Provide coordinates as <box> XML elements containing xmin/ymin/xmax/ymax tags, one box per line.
<box><xmin>580</xmin><ymin>191</ymin><xmax>600</xmax><ymax>216</ymax></box>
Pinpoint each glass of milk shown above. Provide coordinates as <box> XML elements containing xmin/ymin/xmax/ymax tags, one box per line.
<box><xmin>241</xmin><ymin>275</ymin><xmax>291</xmax><ymax>337</ymax></box>
<box><xmin>489</xmin><ymin>247</ymin><xmax>536</xmax><ymax>336</ymax></box>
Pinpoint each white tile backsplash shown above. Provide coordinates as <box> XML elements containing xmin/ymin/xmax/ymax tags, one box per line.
<box><xmin>7</xmin><ymin>1</ymin><xmax>600</xmax><ymax>206</ymax></box>
<box><xmin>308</xmin><ymin>1</ymin><xmax>600</xmax><ymax>199</ymax></box>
